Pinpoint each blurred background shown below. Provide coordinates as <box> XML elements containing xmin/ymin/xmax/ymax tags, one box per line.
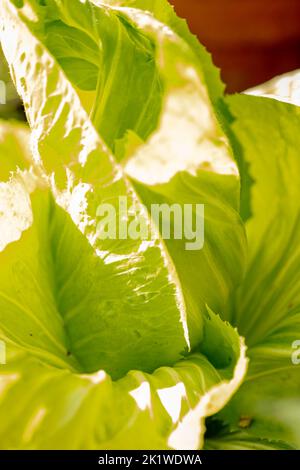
<box><xmin>171</xmin><ymin>0</ymin><xmax>300</xmax><ymax>92</ymax></box>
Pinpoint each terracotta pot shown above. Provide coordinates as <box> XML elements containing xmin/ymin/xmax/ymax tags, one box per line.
<box><xmin>171</xmin><ymin>0</ymin><xmax>300</xmax><ymax>92</ymax></box>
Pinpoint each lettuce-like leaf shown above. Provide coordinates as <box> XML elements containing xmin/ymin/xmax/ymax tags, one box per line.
<box><xmin>214</xmin><ymin>312</ymin><xmax>300</xmax><ymax>448</ymax></box>
<box><xmin>205</xmin><ymin>430</ymin><xmax>293</xmax><ymax>450</ymax></box>
<box><xmin>104</xmin><ymin>0</ymin><xmax>225</xmax><ymax>104</ymax></box>
<box><xmin>0</xmin><ymin>0</ymin><xmax>246</xmax><ymax>353</ymax></box>
<box><xmin>210</xmin><ymin>94</ymin><xmax>300</xmax><ymax>448</ymax></box>
<box><xmin>2</xmin><ymin>0</ymin><xmax>196</xmax><ymax>378</ymax></box>
<box><xmin>0</xmin><ymin>335</ymin><xmax>246</xmax><ymax>450</ymax></box>
<box><xmin>0</xmin><ymin>118</ymin><xmax>247</xmax><ymax>448</ymax></box>
<box><xmin>45</xmin><ymin>0</ymin><xmax>246</xmax><ymax>336</ymax></box>
<box><xmin>228</xmin><ymin>95</ymin><xmax>300</xmax><ymax>345</ymax></box>
<box><xmin>0</xmin><ymin>0</ymin><xmax>248</xmax><ymax>449</ymax></box>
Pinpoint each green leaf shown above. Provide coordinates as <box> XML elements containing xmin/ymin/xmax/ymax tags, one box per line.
<box><xmin>0</xmin><ymin>131</ymin><xmax>190</xmax><ymax>378</ymax></box>
<box><xmin>104</xmin><ymin>0</ymin><xmax>225</xmax><ymax>103</ymax></box>
<box><xmin>0</xmin><ymin>0</ymin><xmax>249</xmax><ymax>449</ymax></box>
<box><xmin>0</xmin><ymin>119</ymin><xmax>247</xmax><ymax>448</ymax></box>
<box><xmin>215</xmin><ymin>311</ymin><xmax>300</xmax><ymax>448</ymax></box>
<box><xmin>209</xmin><ymin>94</ymin><xmax>300</xmax><ymax>449</ymax></box>
<box><xmin>26</xmin><ymin>0</ymin><xmax>225</xmax><ymax>150</ymax></box>
<box><xmin>0</xmin><ymin>330</ymin><xmax>246</xmax><ymax>449</ymax></box>
<box><xmin>0</xmin><ymin>120</ymin><xmax>80</xmax><ymax>371</ymax></box>
<box><xmin>227</xmin><ymin>95</ymin><xmax>300</xmax><ymax>345</ymax></box>
<box><xmin>0</xmin><ymin>121</ymin><xmax>247</xmax><ymax>449</ymax></box>
<box><xmin>0</xmin><ymin>0</ymin><xmax>246</xmax><ymax>354</ymax></box>
<box><xmin>2</xmin><ymin>0</ymin><xmax>198</xmax><ymax>379</ymax></box>
<box><xmin>205</xmin><ymin>430</ymin><xmax>293</xmax><ymax>450</ymax></box>
<box><xmin>37</xmin><ymin>0</ymin><xmax>164</xmax><ymax>150</ymax></box>
<box><xmin>129</xmin><ymin>171</ymin><xmax>246</xmax><ymax>336</ymax></box>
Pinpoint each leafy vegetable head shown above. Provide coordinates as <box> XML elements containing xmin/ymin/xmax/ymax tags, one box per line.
<box><xmin>0</xmin><ymin>0</ymin><xmax>299</xmax><ymax>450</ymax></box>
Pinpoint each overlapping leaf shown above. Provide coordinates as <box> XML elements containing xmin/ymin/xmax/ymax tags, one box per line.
<box><xmin>0</xmin><ymin>0</ymin><xmax>248</xmax><ymax>449</ymax></box>
<box><xmin>0</xmin><ymin>118</ymin><xmax>247</xmax><ymax>448</ymax></box>
<box><xmin>210</xmin><ymin>94</ymin><xmax>300</xmax><ymax>449</ymax></box>
<box><xmin>0</xmin><ymin>0</ymin><xmax>246</xmax><ymax>356</ymax></box>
